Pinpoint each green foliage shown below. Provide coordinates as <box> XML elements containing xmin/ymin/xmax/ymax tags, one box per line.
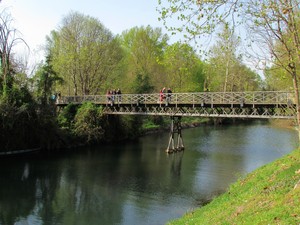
<box><xmin>157</xmin><ymin>0</ymin><xmax>242</xmax><ymax>46</ymax></box>
<box><xmin>56</xmin><ymin>103</ymin><xmax>144</xmax><ymax>144</ymax></box>
<box><xmin>168</xmin><ymin>149</ymin><xmax>300</xmax><ymax>225</ymax></box>
<box><xmin>205</xmin><ymin>24</ymin><xmax>263</xmax><ymax>92</ymax></box>
<box><xmin>142</xmin><ymin>116</ymin><xmax>166</xmax><ymax>130</ymax></box>
<box><xmin>264</xmin><ymin>67</ymin><xmax>293</xmax><ymax>91</ymax></box>
<box><xmin>118</xmin><ymin>115</ymin><xmax>143</xmax><ymax>139</ymax></box>
<box><xmin>162</xmin><ymin>42</ymin><xmax>205</xmax><ymax>92</ymax></box>
<box><xmin>57</xmin><ymin>103</ymin><xmax>78</xmax><ymax>130</ymax></box>
<box><xmin>48</xmin><ymin>11</ymin><xmax>123</xmax><ymax>96</ymax></box>
<box><xmin>73</xmin><ymin>102</ymin><xmax>104</xmax><ymax>144</ymax></box>
<box><xmin>0</xmin><ymin>4</ymin><xmax>278</xmax><ymax>152</ymax></box>
<box><xmin>151</xmin><ymin>115</ymin><xmax>166</xmax><ymax>126</ymax></box>
<box><xmin>0</xmin><ymin>86</ymin><xmax>40</xmax><ymax>151</ymax></box>
<box><xmin>33</xmin><ymin>55</ymin><xmax>63</xmax><ymax>105</ymax></box>
<box><xmin>9</xmin><ymin>85</ymin><xmax>34</xmax><ymax>106</ymax></box>
<box><xmin>132</xmin><ymin>73</ymin><xmax>154</xmax><ymax>93</ymax></box>
<box><xmin>142</xmin><ymin>120</ymin><xmax>160</xmax><ymax>130</ymax></box>
<box><xmin>187</xmin><ymin>61</ymin><xmax>205</xmax><ymax>92</ymax></box>
<box><xmin>157</xmin><ymin>0</ymin><xmax>300</xmax><ymax>117</ymax></box>
<box><xmin>118</xmin><ymin>26</ymin><xmax>168</xmax><ymax>93</ymax></box>
<box><xmin>100</xmin><ymin>114</ymin><xmax>142</xmax><ymax>142</ymax></box>
<box><xmin>181</xmin><ymin>117</ymin><xmax>209</xmax><ymax>125</ymax></box>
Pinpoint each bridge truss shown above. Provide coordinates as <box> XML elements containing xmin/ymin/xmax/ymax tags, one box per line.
<box><xmin>58</xmin><ymin>91</ymin><xmax>296</xmax><ymax>119</ymax></box>
<box><xmin>102</xmin><ymin>104</ymin><xmax>296</xmax><ymax>119</ymax></box>
<box><xmin>57</xmin><ymin>91</ymin><xmax>297</xmax><ymax>153</ymax></box>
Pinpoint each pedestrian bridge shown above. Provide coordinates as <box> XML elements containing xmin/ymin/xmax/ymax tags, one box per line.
<box><xmin>56</xmin><ymin>91</ymin><xmax>296</xmax><ymax>153</ymax></box>
<box><xmin>57</xmin><ymin>91</ymin><xmax>296</xmax><ymax>119</ymax></box>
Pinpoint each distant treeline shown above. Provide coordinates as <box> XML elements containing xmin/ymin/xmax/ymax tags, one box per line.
<box><xmin>0</xmin><ymin>10</ymin><xmax>290</xmax><ymax>152</ymax></box>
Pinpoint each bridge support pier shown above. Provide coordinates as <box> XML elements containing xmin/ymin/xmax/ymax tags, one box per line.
<box><xmin>166</xmin><ymin>116</ymin><xmax>184</xmax><ymax>153</ymax></box>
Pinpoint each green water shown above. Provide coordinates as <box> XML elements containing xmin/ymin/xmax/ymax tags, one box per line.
<box><xmin>0</xmin><ymin>121</ymin><xmax>297</xmax><ymax>225</ymax></box>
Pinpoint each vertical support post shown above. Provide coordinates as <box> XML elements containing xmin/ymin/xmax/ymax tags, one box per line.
<box><xmin>166</xmin><ymin>116</ymin><xmax>184</xmax><ymax>153</ymax></box>
<box><xmin>166</xmin><ymin>118</ymin><xmax>175</xmax><ymax>153</ymax></box>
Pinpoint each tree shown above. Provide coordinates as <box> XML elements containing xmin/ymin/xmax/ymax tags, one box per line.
<box><xmin>0</xmin><ymin>9</ymin><xmax>27</xmax><ymax>98</ymax></box>
<box><xmin>207</xmin><ymin>24</ymin><xmax>262</xmax><ymax>91</ymax></box>
<box><xmin>212</xmin><ymin>23</ymin><xmax>240</xmax><ymax>92</ymax></box>
<box><xmin>162</xmin><ymin>42</ymin><xmax>205</xmax><ymax>92</ymax></box>
<box><xmin>47</xmin><ymin>11</ymin><xmax>122</xmax><ymax>96</ymax></box>
<box><xmin>132</xmin><ymin>73</ymin><xmax>154</xmax><ymax>94</ymax></box>
<box><xmin>264</xmin><ymin>67</ymin><xmax>293</xmax><ymax>91</ymax></box>
<box><xmin>33</xmin><ymin>55</ymin><xmax>63</xmax><ymax>105</ymax></box>
<box><xmin>74</xmin><ymin>102</ymin><xmax>104</xmax><ymax>144</ymax></box>
<box><xmin>158</xmin><ymin>0</ymin><xmax>300</xmax><ymax>142</ymax></box>
<box><xmin>118</xmin><ymin>26</ymin><xmax>168</xmax><ymax>93</ymax></box>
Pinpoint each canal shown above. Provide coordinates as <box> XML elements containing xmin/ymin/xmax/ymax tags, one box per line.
<box><xmin>0</xmin><ymin>121</ymin><xmax>298</xmax><ymax>225</ymax></box>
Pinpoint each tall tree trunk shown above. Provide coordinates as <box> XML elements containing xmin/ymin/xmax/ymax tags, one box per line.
<box><xmin>72</xmin><ymin>72</ymin><xmax>78</xmax><ymax>96</ymax></box>
<box><xmin>287</xmin><ymin>3</ymin><xmax>300</xmax><ymax>146</ymax></box>
<box><xmin>292</xmin><ymin>71</ymin><xmax>300</xmax><ymax>145</ymax></box>
<box><xmin>223</xmin><ymin>59</ymin><xmax>229</xmax><ymax>92</ymax></box>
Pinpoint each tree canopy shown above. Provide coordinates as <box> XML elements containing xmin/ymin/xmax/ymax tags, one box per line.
<box><xmin>117</xmin><ymin>26</ymin><xmax>168</xmax><ymax>93</ymax></box>
<box><xmin>47</xmin><ymin>11</ymin><xmax>123</xmax><ymax>96</ymax></box>
<box><xmin>158</xmin><ymin>0</ymin><xmax>300</xmax><ymax>141</ymax></box>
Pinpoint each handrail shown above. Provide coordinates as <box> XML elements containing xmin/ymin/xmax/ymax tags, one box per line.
<box><xmin>57</xmin><ymin>91</ymin><xmax>295</xmax><ymax>106</ymax></box>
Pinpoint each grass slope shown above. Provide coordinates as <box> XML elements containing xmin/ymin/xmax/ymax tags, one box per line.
<box><xmin>168</xmin><ymin>149</ymin><xmax>300</xmax><ymax>225</ymax></box>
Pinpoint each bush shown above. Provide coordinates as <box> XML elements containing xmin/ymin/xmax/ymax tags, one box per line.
<box><xmin>0</xmin><ymin>87</ymin><xmax>40</xmax><ymax>151</ymax></box>
<box><xmin>73</xmin><ymin>102</ymin><xmax>104</xmax><ymax>144</ymax></box>
<box><xmin>57</xmin><ymin>103</ymin><xmax>78</xmax><ymax>130</ymax></box>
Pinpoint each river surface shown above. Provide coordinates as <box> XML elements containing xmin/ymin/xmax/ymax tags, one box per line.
<box><xmin>0</xmin><ymin>121</ymin><xmax>298</xmax><ymax>225</ymax></box>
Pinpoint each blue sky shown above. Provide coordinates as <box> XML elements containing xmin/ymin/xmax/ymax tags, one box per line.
<box><xmin>0</xmin><ymin>0</ymin><xmax>264</xmax><ymax>76</ymax></box>
<box><xmin>2</xmin><ymin>0</ymin><xmax>174</xmax><ymax>65</ymax></box>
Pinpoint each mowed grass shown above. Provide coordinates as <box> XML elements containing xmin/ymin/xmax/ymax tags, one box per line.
<box><xmin>168</xmin><ymin>149</ymin><xmax>300</xmax><ymax>225</ymax></box>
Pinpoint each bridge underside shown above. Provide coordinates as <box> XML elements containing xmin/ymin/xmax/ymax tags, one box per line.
<box><xmin>101</xmin><ymin>103</ymin><xmax>296</xmax><ymax>119</ymax></box>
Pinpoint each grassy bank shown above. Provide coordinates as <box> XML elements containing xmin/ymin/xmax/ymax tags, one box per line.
<box><xmin>168</xmin><ymin>148</ymin><xmax>300</xmax><ymax>225</ymax></box>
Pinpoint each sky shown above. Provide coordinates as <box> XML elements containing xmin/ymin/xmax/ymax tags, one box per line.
<box><xmin>1</xmin><ymin>0</ymin><xmax>176</xmax><ymax>68</ymax></box>
<box><xmin>0</xmin><ymin>0</ymin><xmax>264</xmax><ymax>77</ymax></box>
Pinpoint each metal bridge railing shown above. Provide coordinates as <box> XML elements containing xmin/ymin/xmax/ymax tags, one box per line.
<box><xmin>58</xmin><ymin>91</ymin><xmax>295</xmax><ymax>106</ymax></box>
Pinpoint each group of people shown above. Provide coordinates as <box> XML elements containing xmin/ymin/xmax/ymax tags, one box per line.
<box><xmin>105</xmin><ymin>87</ymin><xmax>172</xmax><ymax>105</ymax></box>
<box><xmin>106</xmin><ymin>88</ymin><xmax>122</xmax><ymax>104</ymax></box>
<box><xmin>51</xmin><ymin>92</ymin><xmax>61</xmax><ymax>104</ymax></box>
<box><xmin>159</xmin><ymin>87</ymin><xmax>172</xmax><ymax>103</ymax></box>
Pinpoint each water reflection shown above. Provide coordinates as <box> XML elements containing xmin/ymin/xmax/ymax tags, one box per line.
<box><xmin>0</xmin><ymin>122</ymin><xmax>297</xmax><ymax>225</ymax></box>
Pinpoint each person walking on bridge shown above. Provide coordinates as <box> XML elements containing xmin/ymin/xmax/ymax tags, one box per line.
<box><xmin>116</xmin><ymin>88</ymin><xmax>122</xmax><ymax>103</ymax></box>
<box><xmin>159</xmin><ymin>89</ymin><xmax>164</xmax><ymax>102</ymax></box>
<box><xmin>167</xmin><ymin>88</ymin><xmax>172</xmax><ymax>104</ymax></box>
<box><xmin>106</xmin><ymin>90</ymin><xmax>111</xmax><ymax>104</ymax></box>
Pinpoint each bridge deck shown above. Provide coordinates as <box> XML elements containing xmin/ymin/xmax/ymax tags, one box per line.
<box><xmin>56</xmin><ymin>91</ymin><xmax>296</xmax><ymax>119</ymax></box>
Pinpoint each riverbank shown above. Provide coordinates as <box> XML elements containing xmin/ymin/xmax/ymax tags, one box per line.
<box><xmin>168</xmin><ymin>148</ymin><xmax>300</xmax><ymax>224</ymax></box>
<box><xmin>0</xmin><ymin>147</ymin><xmax>41</xmax><ymax>157</ymax></box>
<box><xmin>141</xmin><ymin>117</ymin><xmax>211</xmax><ymax>135</ymax></box>
<box><xmin>269</xmin><ymin>119</ymin><xmax>296</xmax><ymax>130</ymax></box>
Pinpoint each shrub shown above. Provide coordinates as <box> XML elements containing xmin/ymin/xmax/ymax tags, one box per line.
<box><xmin>73</xmin><ymin>102</ymin><xmax>104</xmax><ymax>144</ymax></box>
